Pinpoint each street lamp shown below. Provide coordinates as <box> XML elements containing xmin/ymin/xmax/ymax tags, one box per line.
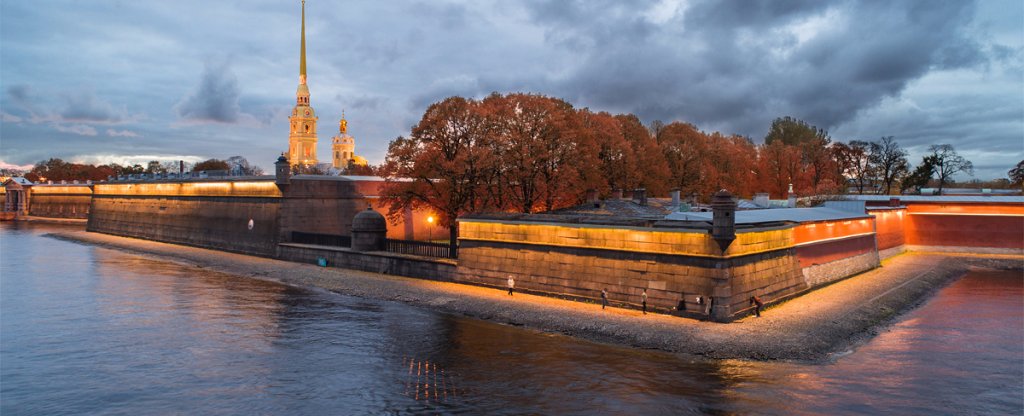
<box><xmin>427</xmin><ymin>216</ymin><xmax>434</xmax><ymax>242</ymax></box>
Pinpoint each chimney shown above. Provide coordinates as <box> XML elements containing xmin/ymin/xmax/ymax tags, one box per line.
<box><xmin>670</xmin><ymin>189</ymin><xmax>681</xmax><ymax>207</ymax></box>
<box><xmin>633</xmin><ymin>188</ymin><xmax>647</xmax><ymax>206</ymax></box>
<box><xmin>787</xmin><ymin>183</ymin><xmax>796</xmax><ymax>208</ymax></box>
<box><xmin>711</xmin><ymin>189</ymin><xmax>737</xmax><ymax>252</ymax></box>
<box><xmin>179</xmin><ymin>160</ymin><xmax>184</xmax><ymax>175</ymax></box>
<box><xmin>754</xmin><ymin>193</ymin><xmax>769</xmax><ymax>208</ymax></box>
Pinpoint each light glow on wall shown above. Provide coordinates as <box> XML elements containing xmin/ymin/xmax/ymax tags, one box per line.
<box><xmin>94</xmin><ymin>181</ymin><xmax>282</xmax><ymax>198</ymax></box>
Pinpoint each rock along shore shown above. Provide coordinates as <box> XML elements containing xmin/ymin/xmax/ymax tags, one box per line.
<box><xmin>49</xmin><ymin>230</ymin><xmax>1023</xmax><ymax>362</ymax></box>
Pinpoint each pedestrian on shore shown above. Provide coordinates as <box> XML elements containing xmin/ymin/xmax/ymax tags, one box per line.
<box><xmin>507</xmin><ymin>275</ymin><xmax>515</xmax><ymax>296</ymax></box>
<box><xmin>704</xmin><ymin>296</ymin><xmax>714</xmax><ymax>317</ymax></box>
<box><xmin>641</xmin><ymin>289</ymin><xmax>648</xmax><ymax>315</ymax></box>
<box><xmin>750</xmin><ymin>295</ymin><xmax>764</xmax><ymax>317</ymax></box>
<box><xmin>601</xmin><ymin>288</ymin><xmax>608</xmax><ymax>309</ymax></box>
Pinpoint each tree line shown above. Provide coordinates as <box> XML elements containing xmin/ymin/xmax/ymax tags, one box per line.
<box><xmin>17</xmin><ymin>156</ymin><xmax>263</xmax><ymax>183</ymax></box>
<box><xmin>379</xmin><ymin>93</ymin><xmax>1003</xmax><ymax>244</ymax></box>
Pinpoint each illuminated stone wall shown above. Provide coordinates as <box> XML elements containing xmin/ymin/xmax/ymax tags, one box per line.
<box><xmin>457</xmin><ymin>217</ymin><xmax>891</xmax><ymax>320</ymax></box>
<box><xmin>457</xmin><ymin>219</ymin><xmax>813</xmax><ymax>320</ymax></box>
<box><xmin>28</xmin><ymin>185</ymin><xmax>93</xmax><ymax>219</ymax></box>
<box><xmin>279</xmin><ymin>177</ymin><xmax>431</xmax><ymax>241</ymax></box>
<box><xmin>88</xmin><ymin>180</ymin><xmax>283</xmax><ymax>256</ymax></box>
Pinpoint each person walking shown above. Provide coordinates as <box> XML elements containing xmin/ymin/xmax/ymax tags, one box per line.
<box><xmin>750</xmin><ymin>295</ymin><xmax>764</xmax><ymax>317</ymax></box>
<box><xmin>704</xmin><ymin>296</ymin><xmax>714</xmax><ymax>317</ymax></box>
<box><xmin>641</xmin><ymin>289</ymin><xmax>648</xmax><ymax>315</ymax></box>
<box><xmin>507</xmin><ymin>275</ymin><xmax>515</xmax><ymax>296</ymax></box>
<box><xmin>600</xmin><ymin>288</ymin><xmax>609</xmax><ymax>310</ymax></box>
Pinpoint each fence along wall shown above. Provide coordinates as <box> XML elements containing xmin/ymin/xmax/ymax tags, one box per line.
<box><xmin>88</xmin><ymin>179</ymin><xmax>283</xmax><ymax>256</ymax></box>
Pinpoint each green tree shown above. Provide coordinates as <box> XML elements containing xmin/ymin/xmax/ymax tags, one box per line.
<box><xmin>764</xmin><ymin>116</ymin><xmax>829</xmax><ymax>146</ymax></box>
<box><xmin>1008</xmin><ymin>160</ymin><xmax>1024</xmax><ymax>189</ymax></box>
<box><xmin>192</xmin><ymin>159</ymin><xmax>230</xmax><ymax>172</ymax></box>
<box><xmin>902</xmin><ymin>155</ymin><xmax>937</xmax><ymax>194</ymax></box>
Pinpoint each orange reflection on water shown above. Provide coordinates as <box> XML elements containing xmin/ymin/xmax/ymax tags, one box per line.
<box><xmin>403</xmin><ymin>357</ymin><xmax>457</xmax><ymax>403</ymax></box>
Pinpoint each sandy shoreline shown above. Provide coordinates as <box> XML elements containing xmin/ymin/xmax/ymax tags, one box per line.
<box><xmin>48</xmin><ymin>229</ymin><xmax>1023</xmax><ymax>362</ymax></box>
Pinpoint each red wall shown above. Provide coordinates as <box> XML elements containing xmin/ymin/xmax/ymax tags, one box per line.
<box><xmin>905</xmin><ymin>202</ymin><xmax>1024</xmax><ymax>249</ymax></box>
<box><xmin>793</xmin><ymin>219</ymin><xmax>876</xmax><ymax>268</ymax></box>
<box><xmin>795</xmin><ymin>234</ymin><xmax>876</xmax><ymax>268</ymax></box>
<box><xmin>869</xmin><ymin>209</ymin><xmax>906</xmax><ymax>250</ymax></box>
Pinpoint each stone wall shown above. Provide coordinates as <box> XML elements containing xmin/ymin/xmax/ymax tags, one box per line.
<box><xmin>88</xmin><ymin>179</ymin><xmax>283</xmax><ymax>256</ymax></box>
<box><xmin>279</xmin><ymin>176</ymin><xmax>435</xmax><ymax>241</ymax></box>
<box><xmin>27</xmin><ymin>185</ymin><xmax>93</xmax><ymax>219</ymax></box>
<box><xmin>457</xmin><ymin>219</ymin><xmax>817</xmax><ymax>320</ymax></box>
<box><xmin>278</xmin><ymin>243</ymin><xmax>456</xmax><ymax>281</ymax></box>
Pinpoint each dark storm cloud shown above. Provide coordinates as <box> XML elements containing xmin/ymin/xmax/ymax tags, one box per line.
<box><xmin>523</xmin><ymin>0</ymin><xmax>987</xmax><ymax>140</ymax></box>
<box><xmin>175</xmin><ymin>59</ymin><xmax>242</xmax><ymax>123</ymax></box>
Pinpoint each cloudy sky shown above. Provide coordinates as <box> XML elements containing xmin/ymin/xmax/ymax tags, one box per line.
<box><xmin>1</xmin><ymin>0</ymin><xmax>1021</xmax><ymax>179</ymax></box>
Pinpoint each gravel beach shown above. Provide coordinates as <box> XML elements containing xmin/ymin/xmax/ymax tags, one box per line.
<box><xmin>49</xmin><ymin>230</ymin><xmax>1023</xmax><ymax>362</ymax></box>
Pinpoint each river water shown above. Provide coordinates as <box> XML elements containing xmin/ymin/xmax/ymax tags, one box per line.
<box><xmin>1</xmin><ymin>223</ymin><xmax>1021</xmax><ymax>415</ymax></box>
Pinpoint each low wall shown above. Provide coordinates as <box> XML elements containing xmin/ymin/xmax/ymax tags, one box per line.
<box><xmin>278</xmin><ymin>243</ymin><xmax>456</xmax><ymax>281</ymax></box>
<box><xmin>88</xmin><ymin>179</ymin><xmax>283</xmax><ymax>256</ymax></box>
<box><xmin>28</xmin><ymin>185</ymin><xmax>93</xmax><ymax>219</ymax></box>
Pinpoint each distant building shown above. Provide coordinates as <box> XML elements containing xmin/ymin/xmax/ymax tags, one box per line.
<box><xmin>287</xmin><ymin>0</ymin><xmax>319</xmax><ymax>167</ymax></box>
<box><xmin>331</xmin><ymin>113</ymin><xmax>368</xmax><ymax>169</ymax></box>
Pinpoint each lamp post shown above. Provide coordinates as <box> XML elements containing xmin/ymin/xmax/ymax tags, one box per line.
<box><xmin>427</xmin><ymin>216</ymin><xmax>434</xmax><ymax>242</ymax></box>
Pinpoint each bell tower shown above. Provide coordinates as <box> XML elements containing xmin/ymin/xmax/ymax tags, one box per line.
<box><xmin>287</xmin><ymin>0</ymin><xmax>318</xmax><ymax>167</ymax></box>
<box><xmin>332</xmin><ymin>111</ymin><xmax>356</xmax><ymax>169</ymax></box>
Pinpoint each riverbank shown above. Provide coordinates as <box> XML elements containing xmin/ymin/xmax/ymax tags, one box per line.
<box><xmin>49</xmin><ymin>229</ymin><xmax>1023</xmax><ymax>361</ymax></box>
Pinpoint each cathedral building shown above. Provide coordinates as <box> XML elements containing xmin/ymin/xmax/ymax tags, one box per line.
<box><xmin>287</xmin><ymin>0</ymin><xmax>367</xmax><ymax>171</ymax></box>
<box><xmin>332</xmin><ymin>113</ymin><xmax>368</xmax><ymax>169</ymax></box>
<box><xmin>287</xmin><ymin>0</ymin><xmax>318</xmax><ymax>167</ymax></box>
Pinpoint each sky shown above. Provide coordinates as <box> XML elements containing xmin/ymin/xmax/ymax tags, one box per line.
<box><xmin>1</xmin><ymin>0</ymin><xmax>1021</xmax><ymax>180</ymax></box>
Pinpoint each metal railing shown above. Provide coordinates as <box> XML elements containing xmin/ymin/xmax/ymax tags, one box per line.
<box><xmin>291</xmin><ymin>232</ymin><xmax>351</xmax><ymax>247</ymax></box>
<box><xmin>386</xmin><ymin>239</ymin><xmax>456</xmax><ymax>259</ymax></box>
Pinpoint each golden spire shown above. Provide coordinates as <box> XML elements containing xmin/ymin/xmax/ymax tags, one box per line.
<box><xmin>299</xmin><ymin>0</ymin><xmax>307</xmax><ymax>85</ymax></box>
<box><xmin>340</xmin><ymin>110</ymin><xmax>347</xmax><ymax>134</ymax></box>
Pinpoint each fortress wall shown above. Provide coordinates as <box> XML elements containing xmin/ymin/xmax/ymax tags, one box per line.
<box><xmin>904</xmin><ymin>202</ymin><xmax>1024</xmax><ymax>250</ymax></box>
<box><xmin>457</xmin><ymin>220</ymin><xmax>811</xmax><ymax>320</ymax></box>
<box><xmin>280</xmin><ymin>177</ymin><xmax>434</xmax><ymax>241</ymax></box>
<box><xmin>88</xmin><ymin>180</ymin><xmax>282</xmax><ymax>256</ymax></box>
<box><xmin>28</xmin><ymin>185</ymin><xmax>93</xmax><ymax>219</ymax></box>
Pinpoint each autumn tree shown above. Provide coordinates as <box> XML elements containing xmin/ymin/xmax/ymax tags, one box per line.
<box><xmin>928</xmin><ymin>144</ymin><xmax>973</xmax><ymax>193</ymax></box>
<box><xmin>868</xmin><ymin>137</ymin><xmax>909</xmax><ymax>195</ymax></box>
<box><xmin>659</xmin><ymin>121</ymin><xmax>707</xmax><ymax>196</ymax></box>
<box><xmin>193</xmin><ymin>159</ymin><xmax>230</xmax><ymax>172</ymax></box>
<box><xmin>617</xmin><ymin>114</ymin><xmax>670</xmax><ymax>197</ymax></box>
<box><xmin>580</xmin><ymin>110</ymin><xmax>634</xmax><ymax>196</ymax></box>
<box><xmin>380</xmin><ymin>96</ymin><xmax>491</xmax><ymax>248</ymax></box>
<box><xmin>757</xmin><ymin>140</ymin><xmax>802</xmax><ymax>197</ymax></box>
<box><xmin>486</xmin><ymin>93</ymin><xmax>592</xmax><ymax>212</ymax></box>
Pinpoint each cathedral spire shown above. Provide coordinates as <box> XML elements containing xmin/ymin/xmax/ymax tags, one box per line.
<box><xmin>299</xmin><ymin>0</ymin><xmax>307</xmax><ymax>85</ymax></box>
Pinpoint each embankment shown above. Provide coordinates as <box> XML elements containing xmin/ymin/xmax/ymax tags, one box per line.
<box><xmin>48</xmin><ymin>229</ymin><xmax>1022</xmax><ymax>361</ymax></box>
